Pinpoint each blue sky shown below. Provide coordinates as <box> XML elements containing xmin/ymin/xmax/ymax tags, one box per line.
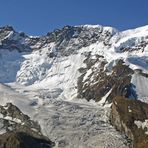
<box><xmin>0</xmin><ymin>0</ymin><xmax>147</xmax><ymax>35</ymax></box>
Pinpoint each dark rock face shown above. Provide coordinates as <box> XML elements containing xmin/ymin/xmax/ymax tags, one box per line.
<box><xmin>0</xmin><ymin>103</ymin><xmax>54</xmax><ymax>148</ymax></box>
<box><xmin>0</xmin><ymin>25</ymin><xmax>116</xmax><ymax>56</ymax></box>
<box><xmin>25</xmin><ymin>25</ymin><xmax>116</xmax><ymax>56</ymax></box>
<box><xmin>110</xmin><ymin>97</ymin><xmax>148</xmax><ymax>148</ymax></box>
<box><xmin>78</xmin><ymin>58</ymin><xmax>135</xmax><ymax>103</ymax></box>
<box><xmin>0</xmin><ymin>26</ymin><xmax>14</xmax><ymax>40</ymax></box>
<box><xmin>0</xmin><ymin>103</ymin><xmax>40</xmax><ymax>133</ymax></box>
<box><xmin>0</xmin><ymin>132</ymin><xmax>54</xmax><ymax>148</ymax></box>
<box><xmin>0</xmin><ymin>26</ymin><xmax>31</xmax><ymax>52</ymax></box>
<box><xmin>46</xmin><ymin>25</ymin><xmax>115</xmax><ymax>56</ymax></box>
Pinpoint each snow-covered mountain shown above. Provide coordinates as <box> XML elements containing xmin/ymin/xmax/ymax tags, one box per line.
<box><xmin>0</xmin><ymin>24</ymin><xmax>148</xmax><ymax>148</ymax></box>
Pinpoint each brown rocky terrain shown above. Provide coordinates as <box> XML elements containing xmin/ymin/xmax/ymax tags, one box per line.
<box><xmin>110</xmin><ymin>96</ymin><xmax>148</xmax><ymax>148</ymax></box>
<box><xmin>78</xmin><ymin>58</ymin><xmax>135</xmax><ymax>103</ymax></box>
<box><xmin>0</xmin><ymin>131</ymin><xmax>54</xmax><ymax>148</ymax></box>
<box><xmin>0</xmin><ymin>103</ymin><xmax>54</xmax><ymax>148</ymax></box>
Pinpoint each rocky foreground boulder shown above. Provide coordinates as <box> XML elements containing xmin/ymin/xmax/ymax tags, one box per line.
<box><xmin>0</xmin><ymin>131</ymin><xmax>54</xmax><ymax>148</ymax></box>
<box><xmin>0</xmin><ymin>103</ymin><xmax>54</xmax><ymax>148</ymax></box>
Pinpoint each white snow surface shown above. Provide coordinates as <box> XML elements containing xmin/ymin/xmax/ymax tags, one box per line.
<box><xmin>0</xmin><ymin>25</ymin><xmax>148</xmax><ymax>147</ymax></box>
<box><xmin>132</xmin><ymin>73</ymin><xmax>148</xmax><ymax>103</ymax></box>
<box><xmin>0</xmin><ymin>83</ymin><xmax>128</xmax><ymax>148</ymax></box>
<box><xmin>134</xmin><ymin>119</ymin><xmax>148</xmax><ymax>135</ymax></box>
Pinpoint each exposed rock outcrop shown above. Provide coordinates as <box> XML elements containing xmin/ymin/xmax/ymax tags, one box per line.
<box><xmin>0</xmin><ymin>131</ymin><xmax>54</xmax><ymax>148</ymax></box>
<box><xmin>78</xmin><ymin>59</ymin><xmax>135</xmax><ymax>103</ymax></box>
<box><xmin>0</xmin><ymin>25</ymin><xmax>117</xmax><ymax>55</ymax></box>
<box><xmin>110</xmin><ymin>96</ymin><xmax>148</xmax><ymax>148</ymax></box>
<box><xmin>0</xmin><ymin>103</ymin><xmax>54</xmax><ymax>148</ymax></box>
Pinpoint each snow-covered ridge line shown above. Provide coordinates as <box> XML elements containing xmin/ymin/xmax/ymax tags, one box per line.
<box><xmin>1</xmin><ymin>24</ymin><xmax>148</xmax><ymax>38</ymax></box>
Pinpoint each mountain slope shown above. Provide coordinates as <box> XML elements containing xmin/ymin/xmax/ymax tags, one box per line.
<box><xmin>0</xmin><ymin>24</ymin><xmax>148</xmax><ymax>147</ymax></box>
